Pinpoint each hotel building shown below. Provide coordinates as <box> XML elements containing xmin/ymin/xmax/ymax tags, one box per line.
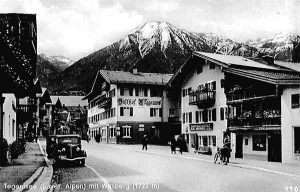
<box><xmin>84</xmin><ymin>70</ymin><xmax>180</xmax><ymax>144</ymax></box>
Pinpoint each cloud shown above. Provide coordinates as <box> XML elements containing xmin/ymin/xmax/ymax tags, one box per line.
<box><xmin>0</xmin><ymin>0</ymin><xmax>144</xmax><ymax>60</ymax></box>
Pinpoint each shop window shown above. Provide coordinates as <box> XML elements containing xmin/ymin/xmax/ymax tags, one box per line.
<box><xmin>212</xmin><ymin>136</ymin><xmax>216</xmax><ymax>146</ymax></box>
<box><xmin>122</xmin><ymin>126</ymin><xmax>131</xmax><ymax>138</ymax></box>
<box><xmin>109</xmin><ymin>127</ymin><xmax>115</xmax><ymax>138</ymax></box>
<box><xmin>202</xmin><ymin>136</ymin><xmax>208</xmax><ymax>146</ymax></box>
<box><xmin>294</xmin><ymin>127</ymin><xmax>300</xmax><ymax>154</ymax></box>
<box><xmin>291</xmin><ymin>94</ymin><xmax>300</xmax><ymax>108</ymax></box>
<box><xmin>252</xmin><ymin>135</ymin><xmax>266</xmax><ymax>151</ymax></box>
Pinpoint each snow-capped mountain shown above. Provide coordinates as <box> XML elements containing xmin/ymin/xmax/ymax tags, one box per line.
<box><xmin>40</xmin><ymin>53</ymin><xmax>74</xmax><ymax>71</ymax></box>
<box><xmin>43</xmin><ymin>21</ymin><xmax>300</xmax><ymax>94</ymax></box>
<box><xmin>246</xmin><ymin>33</ymin><xmax>300</xmax><ymax>61</ymax></box>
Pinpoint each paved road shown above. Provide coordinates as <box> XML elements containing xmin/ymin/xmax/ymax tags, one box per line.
<box><xmin>50</xmin><ymin>141</ymin><xmax>300</xmax><ymax>192</ymax></box>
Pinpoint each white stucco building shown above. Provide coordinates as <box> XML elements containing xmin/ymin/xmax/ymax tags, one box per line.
<box><xmin>2</xmin><ymin>94</ymin><xmax>17</xmax><ymax>144</ymax></box>
<box><xmin>84</xmin><ymin>70</ymin><xmax>181</xmax><ymax>144</ymax></box>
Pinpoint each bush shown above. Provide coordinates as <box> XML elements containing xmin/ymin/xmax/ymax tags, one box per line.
<box><xmin>9</xmin><ymin>139</ymin><xmax>26</xmax><ymax>160</ymax></box>
<box><xmin>0</xmin><ymin>138</ymin><xmax>8</xmax><ymax>165</ymax></box>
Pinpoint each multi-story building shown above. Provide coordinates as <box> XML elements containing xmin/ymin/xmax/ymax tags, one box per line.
<box><xmin>0</xmin><ymin>14</ymin><xmax>37</xmax><ymax>142</ymax></box>
<box><xmin>169</xmin><ymin>51</ymin><xmax>300</xmax><ymax>163</ymax></box>
<box><xmin>84</xmin><ymin>69</ymin><xmax>180</xmax><ymax>144</ymax></box>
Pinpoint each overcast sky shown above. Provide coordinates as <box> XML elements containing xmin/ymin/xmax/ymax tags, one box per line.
<box><xmin>1</xmin><ymin>0</ymin><xmax>299</xmax><ymax>61</ymax></box>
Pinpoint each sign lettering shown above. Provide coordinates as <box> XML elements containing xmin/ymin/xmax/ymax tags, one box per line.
<box><xmin>190</xmin><ymin>123</ymin><xmax>213</xmax><ymax>131</ymax></box>
<box><xmin>118</xmin><ymin>98</ymin><xmax>161</xmax><ymax>106</ymax></box>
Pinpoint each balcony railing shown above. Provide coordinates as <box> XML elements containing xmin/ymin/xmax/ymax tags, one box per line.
<box><xmin>227</xmin><ymin>89</ymin><xmax>277</xmax><ymax>104</ymax></box>
<box><xmin>98</xmin><ymin>98</ymin><xmax>111</xmax><ymax>109</ymax></box>
<box><xmin>189</xmin><ymin>89</ymin><xmax>215</xmax><ymax>108</ymax></box>
<box><xmin>227</xmin><ymin>117</ymin><xmax>281</xmax><ymax>131</ymax></box>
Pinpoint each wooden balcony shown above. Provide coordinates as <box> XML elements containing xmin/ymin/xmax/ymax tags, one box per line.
<box><xmin>227</xmin><ymin>117</ymin><xmax>281</xmax><ymax>131</ymax></box>
<box><xmin>189</xmin><ymin>89</ymin><xmax>215</xmax><ymax>108</ymax></box>
<box><xmin>227</xmin><ymin>89</ymin><xmax>277</xmax><ymax>104</ymax></box>
<box><xmin>98</xmin><ymin>97</ymin><xmax>111</xmax><ymax>109</ymax></box>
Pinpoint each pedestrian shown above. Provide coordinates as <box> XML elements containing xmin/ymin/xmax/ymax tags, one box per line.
<box><xmin>142</xmin><ymin>134</ymin><xmax>148</xmax><ymax>150</ymax></box>
<box><xmin>177</xmin><ymin>136</ymin><xmax>183</xmax><ymax>154</ymax></box>
<box><xmin>95</xmin><ymin>133</ymin><xmax>100</xmax><ymax>143</ymax></box>
<box><xmin>170</xmin><ymin>136</ymin><xmax>176</xmax><ymax>154</ymax></box>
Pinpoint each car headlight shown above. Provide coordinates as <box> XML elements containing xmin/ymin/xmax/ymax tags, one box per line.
<box><xmin>76</xmin><ymin>147</ymin><xmax>80</xmax><ymax>151</ymax></box>
<box><xmin>62</xmin><ymin>148</ymin><xmax>66</xmax><ymax>152</ymax></box>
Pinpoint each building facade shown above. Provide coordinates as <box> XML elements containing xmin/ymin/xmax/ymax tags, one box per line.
<box><xmin>169</xmin><ymin>52</ymin><xmax>300</xmax><ymax>163</ymax></box>
<box><xmin>2</xmin><ymin>94</ymin><xmax>17</xmax><ymax>144</ymax></box>
<box><xmin>84</xmin><ymin>70</ymin><xmax>180</xmax><ymax>144</ymax></box>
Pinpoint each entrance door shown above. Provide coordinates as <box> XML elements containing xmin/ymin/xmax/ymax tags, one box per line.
<box><xmin>268</xmin><ymin>133</ymin><xmax>282</xmax><ymax>162</ymax></box>
<box><xmin>235</xmin><ymin>134</ymin><xmax>243</xmax><ymax>158</ymax></box>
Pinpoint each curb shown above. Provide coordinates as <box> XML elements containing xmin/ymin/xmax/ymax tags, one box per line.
<box><xmin>22</xmin><ymin>139</ymin><xmax>53</xmax><ymax>192</ymax></box>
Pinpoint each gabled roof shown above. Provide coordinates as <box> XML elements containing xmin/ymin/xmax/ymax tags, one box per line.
<box><xmin>100</xmin><ymin>70</ymin><xmax>173</xmax><ymax>85</ymax></box>
<box><xmin>84</xmin><ymin>70</ymin><xmax>173</xmax><ymax>100</ymax></box>
<box><xmin>51</xmin><ymin>96</ymin><xmax>88</xmax><ymax>106</ymax></box>
<box><xmin>274</xmin><ymin>61</ymin><xmax>300</xmax><ymax>72</ymax></box>
<box><xmin>194</xmin><ymin>52</ymin><xmax>281</xmax><ymax>70</ymax></box>
<box><xmin>167</xmin><ymin>51</ymin><xmax>300</xmax><ymax>87</ymax></box>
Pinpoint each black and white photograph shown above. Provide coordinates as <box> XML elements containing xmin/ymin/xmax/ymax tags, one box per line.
<box><xmin>0</xmin><ymin>0</ymin><xmax>300</xmax><ymax>191</ymax></box>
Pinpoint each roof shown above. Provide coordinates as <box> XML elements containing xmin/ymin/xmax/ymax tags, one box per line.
<box><xmin>223</xmin><ymin>67</ymin><xmax>300</xmax><ymax>85</ymax></box>
<box><xmin>100</xmin><ymin>70</ymin><xmax>173</xmax><ymax>85</ymax></box>
<box><xmin>84</xmin><ymin>70</ymin><xmax>173</xmax><ymax>100</ymax></box>
<box><xmin>194</xmin><ymin>52</ymin><xmax>281</xmax><ymax>70</ymax></box>
<box><xmin>51</xmin><ymin>96</ymin><xmax>88</xmax><ymax>106</ymax></box>
<box><xmin>168</xmin><ymin>52</ymin><xmax>300</xmax><ymax>87</ymax></box>
<box><xmin>274</xmin><ymin>61</ymin><xmax>300</xmax><ymax>72</ymax></box>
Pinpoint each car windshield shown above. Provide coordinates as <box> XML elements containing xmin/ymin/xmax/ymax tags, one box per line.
<box><xmin>58</xmin><ymin>137</ymin><xmax>79</xmax><ymax>144</ymax></box>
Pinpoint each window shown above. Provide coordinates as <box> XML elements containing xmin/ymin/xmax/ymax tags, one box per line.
<box><xmin>189</xmin><ymin>112</ymin><xmax>192</xmax><ymax>123</ymax></box>
<box><xmin>151</xmin><ymin>88</ymin><xmax>159</xmax><ymax>97</ymax></box>
<box><xmin>150</xmin><ymin>108</ymin><xmax>161</xmax><ymax>117</ymax></box>
<box><xmin>212</xmin><ymin>136</ymin><xmax>216</xmax><ymax>146</ymax></box>
<box><xmin>253</xmin><ymin>135</ymin><xmax>266</xmax><ymax>151</ymax></box>
<box><xmin>12</xmin><ymin>119</ymin><xmax>15</xmax><ymax>137</ymax></box>
<box><xmin>245</xmin><ymin>137</ymin><xmax>248</xmax><ymax>145</ymax></box>
<box><xmin>203</xmin><ymin>110</ymin><xmax>208</xmax><ymax>122</ymax></box>
<box><xmin>197</xmin><ymin>64</ymin><xmax>203</xmax><ymax>74</ymax></box>
<box><xmin>135</xmin><ymin>88</ymin><xmax>139</xmax><ymax>96</ymax></box>
<box><xmin>295</xmin><ymin>127</ymin><xmax>300</xmax><ymax>154</ymax></box>
<box><xmin>195</xmin><ymin>111</ymin><xmax>199</xmax><ymax>123</ymax></box>
<box><xmin>144</xmin><ymin>88</ymin><xmax>148</xmax><ymax>97</ymax></box>
<box><xmin>212</xmin><ymin>108</ymin><xmax>216</xmax><ymax>121</ymax></box>
<box><xmin>129</xmin><ymin>87</ymin><xmax>133</xmax><ymax>96</ymax></box>
<box><xmin>220</xmin><ymin>107</ymin><xmax>224</xmax><ymax>120</ymax></box>
<box><xmin>209</xmin><ymin>61</ymin><xmax>215</xmax><ymax>69</ymax></box>
<box><xmin>291</xmin><ymin>94</ymin><xmax>300</xmax><ymax>108</ymax></box>
<box><xmin>188</xmin><ymin>87</ymin><xmax>192</xmax><ymax>95</ymax></box>
<box><xmin>120</xmin><ymin>87</ymin><xmax>124</xmax><ymax>96</ymax></box>
<box><xmin>122</xmin><ymin>126</ymin><xmax>131</xmax><ymax>137</ymax></box>
<box><xmin>202</xmin><ymin>136</ymin><xmax>208</xmax><ymax>146</ymax></box>
<box><xmin>212</xmin><ymin>81</ymin><xmax>216</xmax><ymax>90</ymax></box>
<box><xmin>208</xmin><ymin>110</ymin><xmax>212</xmax><ymax>121</ymax></box>
<box><xmin>109</xmin><ymin>127</ymin><xmax>115</xmax><ymax>138</ymax></box>
<box><xmin>169</xmin><ymin>108</ymin><xmax>175</xmax><ymax>116</ymax></box>
<box><xmin>221</xmin><ymin>79</ymin><xmax>225</xmax><ymax>88</ymax></box>
<box><xmin>120</xmin><ymin>107</ymin><xmax>133</xmax><ymax>116</ymax></box>
<box><xmin>183</xmin><ymin>113</ymin><xmax>186</xmax><ymax>124</ymax></box>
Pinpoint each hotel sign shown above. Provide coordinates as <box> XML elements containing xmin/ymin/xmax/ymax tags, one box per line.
<box><xmin>190</xmin><ymin>123</ymin><xmax>213</xmax><ymax>131</ymax></box>
<box><xmin>118</xmin><ymin>98</ymin><xmax>161</xmax><ymax>106</ymax></box>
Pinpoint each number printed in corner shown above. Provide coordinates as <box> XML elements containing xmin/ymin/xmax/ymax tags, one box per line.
<box><xmin>285</xmin><ymin>186</ymin><xmax>299</xmax><ymax>192</ymax></box>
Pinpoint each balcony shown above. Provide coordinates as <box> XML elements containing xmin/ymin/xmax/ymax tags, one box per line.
<box><xmin>227</xmin><ymin>89</ymin><xmax>277</xmax><ymax>104</ymax></box>
<box><xmin>98</xmin><ymin>97</ymin><xmax>111</xmax><ymax>109</ymax></box>
<box><xmin>227</xmin><ymin>116</ymin><xmax>281</xmax><ymax>131</ymax></box>
<box><xmin>189</xmin><ymin>89</ymin><xmax>215</xmax><ymax>108</ymax></box>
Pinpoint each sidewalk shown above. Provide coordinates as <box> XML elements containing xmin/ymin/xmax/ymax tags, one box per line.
<box><xmin>94</xmin><ymin>142</ymin><xmax>300</xmax><ymax>178</ymax></box>
<box><xmin>0</xmin><ymin>140</ymin><xmax>53</xmax><ymax>192</ymax></box>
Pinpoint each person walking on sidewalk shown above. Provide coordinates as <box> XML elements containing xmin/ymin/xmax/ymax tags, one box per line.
<box><xmin>142</xmin><ymin>134</ymin><xmax>148</xmax><ymax>150</ymax></box>
<box><xmin>170</xmin><ymin>136</ymin><xmax>176</xmax><ymax>154</ymax></box>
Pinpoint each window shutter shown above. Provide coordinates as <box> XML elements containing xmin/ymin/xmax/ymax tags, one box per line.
<box><xmin>120</xmin><ymin>107</ymin><xmax>124</xmax><ymax>116</ymax></box>
<box><xmin>130</xmin><ymin>107</ymin><xmax>133</xmax><ymax>116</ymax></box>
<box><xmin>203</xmin><ymin>110</ymin><xmax>208</xmax><ymax>122</ymax></box>
<box><xmin>212</xmin><ymin>108</ymin><xmax>216</xmax><ymax>121</ymax></box>
<box><xmin>220</xmin><ymin>107</ymin><xmax>224</xmax><ymax>120</ymax></box>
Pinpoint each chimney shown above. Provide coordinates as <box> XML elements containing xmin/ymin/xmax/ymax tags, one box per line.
<box><xmin>262</xmin><ymin>55</ymin><xmax>274</xmax><ymax>66</ymax></box>
<box><xmin>132</xmin><ymin>68</ymin><xmax>138</xmax><ymax>75</ymax></box>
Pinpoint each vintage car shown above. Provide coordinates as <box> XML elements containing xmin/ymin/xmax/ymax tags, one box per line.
<box><xmin>46</xmin><ymin>134</ymin><xmax>87</xmax><ymax>166</ymax></box>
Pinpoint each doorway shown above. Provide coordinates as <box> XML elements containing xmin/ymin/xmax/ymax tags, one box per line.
<box><xmin>268</xmin><ymin>133</ymin><xmax>282</xmax><ymax>162</ymax></box>
<box><xmin>235</xmin><ymin>134</ymin><xmax>243</xmax><ymax>158</ymax></box>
